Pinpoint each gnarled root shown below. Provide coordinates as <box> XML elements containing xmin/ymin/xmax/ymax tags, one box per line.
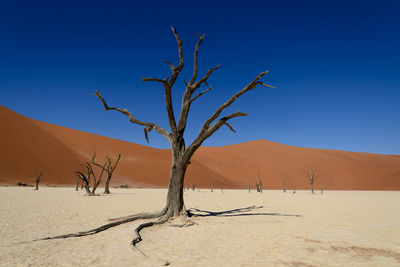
<box><xmin>130</xmin><ymin>216</ymin><xmax>170</xmax><ymax>257</ymax></box>
<box><xmin>130</xmin><ymin>208</ymin><xmax>195</xmax><ymax>254</ymax></box>
<box><xmin>108</xmin><ymin>208</ymin><xmax>167</xmax><ymax>222</ymax></box>
<box><xmin>27</xmin><ymin>209</ymin><xmax>168</xmax><ymax>243</ymax></box>
<box><xmin>26</xmin><ymin>206</ymin><xmax>195</xmax><ymax>257</ymax></box>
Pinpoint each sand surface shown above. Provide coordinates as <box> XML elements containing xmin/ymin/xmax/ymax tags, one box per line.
<box><xmin>1</xmin><ymin>187</ymin><xmax>399</xmax><ymax>266</ymax></box>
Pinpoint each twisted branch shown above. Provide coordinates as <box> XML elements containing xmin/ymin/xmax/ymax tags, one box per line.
<box><xmin>94</xmin><ymin>90</ymin><xmax>171</xmax><ymax>143</ymax></box>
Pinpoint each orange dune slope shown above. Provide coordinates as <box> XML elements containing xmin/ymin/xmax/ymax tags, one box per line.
<box><xmin>194</xmin><ymin>141</ymin><xmax>400</xmax><ymax>190</ymax></box>
<box><xmin>1</xmin><ymin>105</ymin><xmax>399</xmax><ymax>190</ymax></box>
<box><xmin>0</xmin><ymin>106</ymin><xmax>83</xmax><ymax>185</ymax></box>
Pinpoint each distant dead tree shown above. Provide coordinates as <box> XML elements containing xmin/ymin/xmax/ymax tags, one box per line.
<box><xmin>33</xmin><ymin>172</ymin><xmax>43</xmax><ymax>190</ymax></box>
<box><xmin>256</xmin><ymin>176</ymin><xmax>263</xmax><ymax>193</ymax></box>
<box><xmin>74</xmin><ymin>155</ymin><xmax>107</xmax><ymax>196</ymax></box>
<box><xmin>248</xmin><ymin>183</ymin><xmax>251</xmax><ymax>193</ymax></box>
<box><xmin>283</xmin><ymin>180</ymin><xmax>287</xmax><ymax>193</ymax></box>
<box><xmin>74</xmin><ymin>163</ymin><xmax>92</xmax><ymax>195</ymax></box>
<box><xmin>320</xmin><ymin>184</ymin><xmax>324</xmax><ymax>194</ymax></box>
<box><xmin>211</xmin><ymin>180</ymin><xmax>214</xmax><ymax>192</ymax></box>
<box><xmin>91</xmin><ymin>153</ymin><xmax>121</xmax><ymax>194</ymax></box>
<box><xmin>221</xmin><ymin>183</ymin><xmax>224</xmax><ymax>193</ymax></box>
<box><xmin>191</xmin><ymin>184</ymin><xmax>196</xmax><ymax>191</ymax></box>
<box><xmin>36</xmin><ymin>27</ymin><xmax>272</xmax><ymax>248</ymax></box>
<box><xmin>306</xmin><ymin>168</ymin><xmax>318</xmax><ymax>194</ymax></box>
<box><xmin>293</xmin><ymin>185</ymin><xmax>296</xmax><ymax>194</ymax></box>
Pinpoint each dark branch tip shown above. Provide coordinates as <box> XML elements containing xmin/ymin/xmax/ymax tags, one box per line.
<box><xmin>195</xmin><ymin>33</ymin><xmax>205</xmax><ymax>40</ymax></box>
<box><xmin>171</xmin><ymin>26</ymin><xmax>177</xmax><ymax>35</ymax></box>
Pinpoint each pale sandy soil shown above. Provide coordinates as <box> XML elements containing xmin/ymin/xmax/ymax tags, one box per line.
<box><xmin>1</xmin><ymin>187</ymin><xmax>399</xmax><ymax>267</ymax></box>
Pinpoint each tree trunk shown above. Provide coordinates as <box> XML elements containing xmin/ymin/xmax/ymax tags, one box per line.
<box><xmin>104</xmin><ymin>174</ymin><xmax>111</xmax><ymax>194</ymax></box>
<box><xmin>164</xmin><ymin>157</ymin><xmax>187</xmax><ymax>217</ymax></box>
<box><xmin>311</xmin><ymin>184</ymin><xmax>314</xmax><ymax>194</ymax></box>
<box><xmin>84</xmin><ymin>183</ymin><xmax>91</xmax><ymax>195</ymax></box>
<box><xmin>35</xmin><ymin>181</ymin><xmax>39</xmax><ymax>190</ymax></box>
<box><xmin>75</xmin><ymin>179</ymin><xmax>79</xmax><ymax>191</ymax></box>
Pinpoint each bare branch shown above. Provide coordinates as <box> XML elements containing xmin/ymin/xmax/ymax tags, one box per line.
<box><xmin>144</xmin><ymin>127</ymin><xmax>152</xmax><ymax>143</ymax></box>
<box><xmin>141</xmin><ymin>75</ymin><xmax>177</xmax><ymax>136</ymax></box>
<box><xmin>94</xmin><ymin>90</ymin><xmax>171</xmax><ymax>143</ymax></box>
<box><xmin>111</xmin><ymin>153</ymin><xmax>121</xmax><ymax>172</ymax></box>
<box><xmin>184</xmin><ymin>111</ymin><xmax>247</xmax><ymax>160</ymax></box>
<box><xmin>177</xmin><ymin>64</ymin><xmax>219</xmax><ymax>133</ymax></box>
<box><xmin>74</xmin><ymin>171</ymin><xmax>87</xmax><ymax>182</ymax></box>
<box><xmin>205</xmin><ymin>111</ymin><xmax>247</xmax><ymax>138</ymax></box>
<box><xmin>91</xmin><ymin>152</ymin><xmax>105</xmax><ymax>170</ymax></box>
<box><xmin>97</xmin><ymin>160</ymin><xmax>108</xmax><ymax>184</ymax></box>
<box><xmin>223</xmin><ymin>122</ymin><xmax>236</xmax><ymax>133</ymax></box>
<box><xmin>255</xmin><ymin>81</ymin><xmax>275</xmax><ymax>88</ymax></box>
<box><xmin>188</xmin><ymin>33</ymin><xmax>205</xmax><ymax>86</ymax></box>
<box><xmin>169</xmin><ymin>27</ymin><xmax>184</xmax><ymax>87</ymax></box>
<box><xmin>161</xmin><ymin>60</ymin><xmax>175</xmax><ymax>72</ymax></box>
<box><xmin>189</xmin><ymin>86</ymin><xmax>212</xmax><ymax>104</ymax></box>
<box><xmin>196</xmin><ymin>70</ymin><xmax>270</xmax><ymax>137</ymax></box>
<box><xmin>190</xmin><ymin>65</ymin><xmax>220</xmax><ymax>94</ymax></box>
<box><xmin>141</xmin><ymin>77</ymin><xmax>168</xmax><ymax>84</ymax></box>
<box><xmin>140</xmin><ymin>27</ymin><xmax>186</xmax><ymax>138</ymax></box>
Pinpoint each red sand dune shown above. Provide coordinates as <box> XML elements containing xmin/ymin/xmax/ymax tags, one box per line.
<box><xmin>1</xmin><ymin>105</ymin><xmax>399</xmax><ymax>190</ymax></box>
<box><xmin>0</xmin><ymin>106</ymin><xmax>83</xmax><ymax>185</ymax></box>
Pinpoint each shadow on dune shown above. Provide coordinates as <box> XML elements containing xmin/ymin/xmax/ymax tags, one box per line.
<box><xmin>188</xmin><ymin>205</ymin><xmax>301</xmax><ymax>217</ymax></box>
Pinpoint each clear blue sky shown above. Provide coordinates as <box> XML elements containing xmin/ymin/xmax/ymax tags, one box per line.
<box><xmin>1</xmin><ymin>0</ymin><xmax>399</xmax><ymax>154</ymax></box>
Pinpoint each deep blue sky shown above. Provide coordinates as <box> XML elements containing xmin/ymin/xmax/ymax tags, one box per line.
<box><xmin>1</xmin><ymin>0</ymin><xmax>399</xmax><ymax>154</ymax></box>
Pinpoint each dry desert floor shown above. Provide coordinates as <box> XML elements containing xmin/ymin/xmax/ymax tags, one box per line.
<box><xmin>1</xmin><ymin>187</ymin><xmax>399</xmax><ymax>266</ymax></box>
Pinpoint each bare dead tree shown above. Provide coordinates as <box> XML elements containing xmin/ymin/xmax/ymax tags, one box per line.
<box><xmin>306</xmin><ymin>168</ymin><xmax>318</xmax><ymax>194</ymax></box>
<box><xmin>256</xmin><ymin>176</ymin><xmax>263</xmax><ymax>193</ymax></box>
<box><xmin>104</xmin><ymin>154</ymin><xmax>121</xmax><ymax>194</ymax></box>
<box><xmin>90</xmin><ymin>153</ymin><xmax>108</xmax><ymax>195</ymax></box>
<box><xmin>248</xmin><ymin>183</ymin><xmax>251</xmax><ymax>193</ymax></box>
<box><xmin>320</xmin><ymin>184</ymin><xmax>324</xmax><ymax>194</ymax></box>
<box><xmin>283</xmin><ymin>180</ymin><xmax>287</xmax><ymax>193</ymax></box>
<box><xmin>33</xmin><ymin>172</ymin><xmax>43</xmax><ymax>190</ymax></box>
<box><xmin>191</xmin><ymin>184</ymin><xmax>196</xmax><ymax>191</ymax></box>
<box><xmin>221</xmin><ymin>183</ymin><xmax>224</xmax><ymax>193</ymax></box>
<box><xmin>211</xmin><ymin>180</ymin><xmax>214</xmax><ymax>192</ymax></box>
<box><xmin>74</xmin><ymin>156</ymin><xmax>107</xmax><ymax>196</ymax></box>
<box><xmin>91</xmin><ymin>152</ymin><xmax>121</xmax><ymax>194</ymax></box>
<box><xmin>293</xmin><ymin>185</ymin><xmax>296</xmax><ymax>194</ymax></box>
<box><xmin>36</xmin><ymin>28</ymin><xmax>272</xmax><ymax>249</ymax></box>
<box><xmin>74</xmin><ymin>163</ymin><xmax>92</xmax><ymax>195</ymax></box>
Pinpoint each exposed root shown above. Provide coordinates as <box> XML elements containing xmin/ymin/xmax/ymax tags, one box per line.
<box><xmin>130</xmin><ymin>209</ymin><xmax>192</xmax><ymax>252</ymax></box>
<box><xmin>130</xmin><ymin>216</ymin><xmax>169</xmax><ymax>250</ymax></box>
<box><xmin>108</xmin><ymin>208</ymin><xmax>166</xmax><ymax>222</ymax></box>
<box><xmin>25</xmin><ymin>207</ymin><xmax>194</xmax><ymax>257</ymax></box>
<box><xmin>25</xmin><ymin>209</ymin><xmax>167</xmax><ymax>243</ymax></box>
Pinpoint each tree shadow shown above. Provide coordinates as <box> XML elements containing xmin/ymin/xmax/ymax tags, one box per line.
<box><xmin>188</xmin><ymin>205</ymin><xmax>301</xmax><ymax>217</ymax></box>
